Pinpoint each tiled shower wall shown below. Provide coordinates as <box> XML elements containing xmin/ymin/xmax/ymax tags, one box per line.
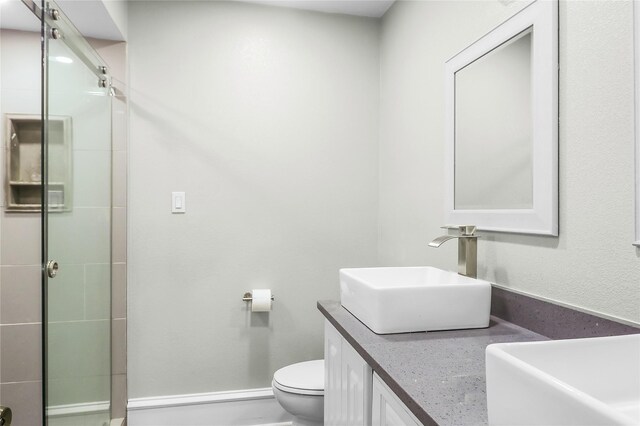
<box><xmin>0</xmin><ymin>29</ymin><xmax>44</xmax><ymax>426</ymax></box>
<box><xmin>0</xmin><ymin>30</ymin><xmax>128</xmax><ymax>424</ymax></box>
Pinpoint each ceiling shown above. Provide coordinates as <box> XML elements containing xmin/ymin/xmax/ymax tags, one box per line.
<box><xmin>0</xmin><ymin>0</ymin><xmax>396</xmax><ymax>39</ymax></box>
<box><xmin>0</xmin><ymin>0</ymin><xmax>124</xmax><ymax>40</ymax></box>
<box><xmin>236</xmin><ymin>0</ymin><xmax>395</xmax><ymax>18</ymax></box>
<box><xmin>0</xmin><ymin>0</ymin><xmax>40</xmax><ymax>32</ymax></box>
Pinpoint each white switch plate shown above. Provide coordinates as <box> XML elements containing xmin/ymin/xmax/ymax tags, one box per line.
<box><xmin>172</xmin><ymin>192</ymin><xmax>186</xmax><ymax>213</ymax></box>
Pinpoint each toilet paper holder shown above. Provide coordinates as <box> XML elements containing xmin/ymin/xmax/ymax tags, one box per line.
<box><xmin>242</xmin><ymin>291</ymin><xmax>275</xmax><ymax>302</ymax></box>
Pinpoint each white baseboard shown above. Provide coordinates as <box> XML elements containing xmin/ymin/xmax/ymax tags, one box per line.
<box><xmin>128</xmin><ymin>388</ymin><xmax>274</xmax><ymax>410</ymax></box>
<box><xmin>127</xmin><ymin>388</ymin><xmax>292</xmax><ymax>426</ymax></box>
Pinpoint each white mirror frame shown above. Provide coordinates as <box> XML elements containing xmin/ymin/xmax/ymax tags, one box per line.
<box><xmin>444</xmin><ymin>0</ymin><xmax>558</xmax><ymax>236</ymax></box>
<box><xmin>635</xmin><ymin>0</ymin><xmax>640</xmax><ymax>247</ymax></box>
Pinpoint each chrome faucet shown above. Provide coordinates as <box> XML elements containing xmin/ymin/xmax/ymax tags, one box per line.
<box><xmin>429</xmin><ymin>225</ymin><xmax>478</xmax><ymax>278</ymax></box>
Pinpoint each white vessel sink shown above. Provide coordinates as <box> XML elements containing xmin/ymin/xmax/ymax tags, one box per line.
<box><xmin>339</xmin><ymin>266</ymin><xmax>491</xmax><ymax>334</ymax></box>
<box><xmin>486</xmin><ymin>334</ymin><xmax>640</xmax><ymax>426</ymax></box>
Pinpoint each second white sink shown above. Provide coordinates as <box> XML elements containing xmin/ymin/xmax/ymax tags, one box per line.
<box><xmin>340</xmin><ymin>266</ymin><xmax>491</xmax><ymax>334</ymax></box>
<box><xmin>486</xmin><ymin>334</ymin><xmax>640</xmax><ymax>426</ymax></box>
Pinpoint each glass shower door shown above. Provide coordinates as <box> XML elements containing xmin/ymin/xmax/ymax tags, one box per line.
<box><xmin>43</xmin><ymin>5</ymin><xmax>112</xmax><ymax>425</ymax></box>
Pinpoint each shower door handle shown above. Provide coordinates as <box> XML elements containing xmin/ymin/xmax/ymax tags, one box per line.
<box><xmin>0</xmin><ymin>406</ymin><xmax>12</xmax><ymax>426</ymax></box>
<box><xmin>47</xmin><ymin>260</ymin><xmax>59</xmax><ymax>278</ymax></box>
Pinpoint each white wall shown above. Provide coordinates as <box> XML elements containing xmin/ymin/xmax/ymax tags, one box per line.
<box><xmin>379</xmin><ymin>0</ymin><xmax>640</xmax><ymax>324</ymax></box>
<box><xmin>127</xmin><ymin>1</ymin><xmax>379</xmax><ymax>398</ymax></box>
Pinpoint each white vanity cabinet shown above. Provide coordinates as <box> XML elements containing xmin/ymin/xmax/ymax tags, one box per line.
<box><xmin>371</xmin><ymin>373</ymin><xmax>421</xmax><ymax>426</ymax></box>
<box><xmin>324</xmin><ymin>320</ymin><xmax>373</xmax><ymax>425</ymax></box>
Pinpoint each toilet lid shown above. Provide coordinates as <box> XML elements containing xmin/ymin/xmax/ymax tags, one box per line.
<box><xmin>273</xmin><ymin>360</ymin><xmax>324</xmax><ymax>396</ymax></box>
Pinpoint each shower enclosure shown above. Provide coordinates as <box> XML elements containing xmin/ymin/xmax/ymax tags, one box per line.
<box><xmin>1</xmin><ymin>0</ymin><xmax>114</xmax><ymax>424</ymax></box>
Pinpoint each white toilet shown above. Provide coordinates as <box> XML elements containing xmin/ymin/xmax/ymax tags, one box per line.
<box><xmin>272</xmin><ymin>359</ymin><xmax>324</xmax><ymax>426</ymax></box>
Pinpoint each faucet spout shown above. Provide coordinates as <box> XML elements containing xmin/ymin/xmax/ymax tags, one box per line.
<box><xmin>428</xmin><ymin>235</ymin><xmax>459</xmax><ymax>248</ymax></box>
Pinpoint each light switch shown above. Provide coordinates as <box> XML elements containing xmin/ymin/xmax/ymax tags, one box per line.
<box><xmin>172</xmin><ymin>192</ymin><xmax>186</xmax><ymax>213</ymax></box>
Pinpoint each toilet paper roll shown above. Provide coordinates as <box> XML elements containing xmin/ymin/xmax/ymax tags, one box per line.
<box><xmin>251</xmin><ymin>289</ymin><xmax>272</xmax><ymax>312</ymax></box>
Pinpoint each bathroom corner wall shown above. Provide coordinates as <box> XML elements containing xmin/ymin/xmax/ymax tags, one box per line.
<box><xmin>378</xmin><ymin>0</ymin><xmax>640</xmax><ymax>324</ymax></box>
<box><xmin>127</xmin><ymin>1</ymin><xmax>379</xmax><ymax>399</ymax></box>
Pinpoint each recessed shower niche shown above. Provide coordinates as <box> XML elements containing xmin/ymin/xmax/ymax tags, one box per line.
<box><xmin>5</xmin><ymin>114</ymin><xmax>72</xmax><ymax>212</ymax></box>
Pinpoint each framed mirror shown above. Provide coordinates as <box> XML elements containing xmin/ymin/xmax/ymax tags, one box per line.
<box><xmin>444</xmin><ymin>0</ymin><xmax>558</xmax><ymax>235</ymax></box>
<box><xmin>635</xmin><ymin>0</ymin><xmax>640</xmax><ymax>247</ymax></box>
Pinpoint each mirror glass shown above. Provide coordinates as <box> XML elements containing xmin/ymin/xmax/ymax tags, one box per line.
<box><xmin>454</xmin><ymin>29</ymin><xmax>532</xmax><ymax>210</ymax></box>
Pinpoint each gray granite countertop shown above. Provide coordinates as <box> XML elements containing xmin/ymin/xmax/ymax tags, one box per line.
<box><xmin>318</xmin><ymin>300</ymin><xmax>548</xmax><ymax>426</ymax></box>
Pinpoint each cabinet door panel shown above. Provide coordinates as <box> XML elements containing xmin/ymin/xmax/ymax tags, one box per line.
<box><xmin>342</xmin><ymin>341</ymin><xmax>373</xmax><ymax>425</ymax></box>
<box><xmin>372</xmin><ymin>373</ymin><xmax>420</xmax><ymax>426</ymax></box>
<box><xmin>324</xmin><ymin>320</ymin><xmax>343</xmax><ymax>425</ymax></box>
